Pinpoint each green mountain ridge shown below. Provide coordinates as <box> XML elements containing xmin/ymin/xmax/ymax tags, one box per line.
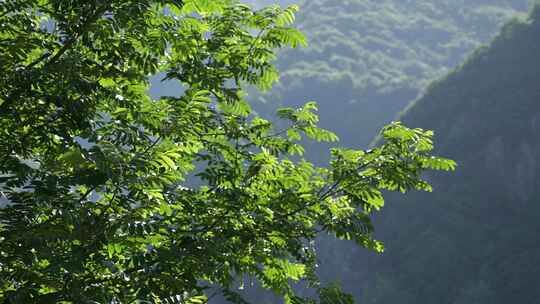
<box><xmin>361</xmin><ymin>4</ymin><xmax>540</xmax><ymax>303</ymax></box>
<box><xmin>253</xmin><ymin>0</ymin><xmax>531</xmax><ymax>149</ymax></box>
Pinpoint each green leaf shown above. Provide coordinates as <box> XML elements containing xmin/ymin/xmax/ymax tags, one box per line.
<box><xmin>286</xmin><ymin>129</ymin><xmax>302</xmax><ymax>141</ymax></box>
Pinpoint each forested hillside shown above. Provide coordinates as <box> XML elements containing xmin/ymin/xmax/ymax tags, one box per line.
<box><xmin>209</xmin><ymin>1</ymin><xmax>537</xmax><ymax>303</ymax></box>
<box><xmin>252</xmin><ymin>0</ymin><xmax>531</xmax><ymax>149</ymax></box>
<box><xmin>360</xmin><ymin>4</ymin><xmax>540</xmax><ymax>303</ymax></box>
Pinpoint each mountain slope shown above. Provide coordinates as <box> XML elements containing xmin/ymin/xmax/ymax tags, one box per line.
<box><xmin>361</xmin><ymin>4</ymin><xmax>540</xmax><ymax>303</ymax></box>
<box><xmin>253</xmin><ymin>0</ymin><xmax>531</xmax><ymax>150</ymax></box>
<box><xmin>227</xmin><ymin>1</ymin><xmax>534</xmax><ymax>302</ymax></box>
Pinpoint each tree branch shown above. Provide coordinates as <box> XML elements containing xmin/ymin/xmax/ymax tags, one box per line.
<box><xmin>0</xmin><ymin>3</ymin><xmax>111</xmax><ymax>113</ymax></box>
<box><xmin>279</xmin><ymin>161</ymin><xmax>373</xmax><ymax>219</ymax></box>
<box><xmin>48</xmin><ymin>4</ymin><xmax>110</xmax><ymax>66</ymax></box>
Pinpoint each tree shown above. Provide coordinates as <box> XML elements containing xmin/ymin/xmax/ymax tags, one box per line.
<box><xmin>0</xmin><ymin>0</ymin><xmax>455</xmax><ymax>303</ymax></box>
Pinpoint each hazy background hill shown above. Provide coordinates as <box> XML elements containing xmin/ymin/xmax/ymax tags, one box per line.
<box><xmin>249</xmin><ymin>0</ymin><xmax>532</xmax><ymax>150</ymax></box>
<box><xmin>360</xmin><ymin>5</ymin><xmax>540</xmax><ymax>303</ymax></box>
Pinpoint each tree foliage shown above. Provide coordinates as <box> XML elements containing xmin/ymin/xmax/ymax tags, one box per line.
<box><xmin>0</xmin><ymin>0</ymin><xmax>454</xmax><ymax>303</ymax></box>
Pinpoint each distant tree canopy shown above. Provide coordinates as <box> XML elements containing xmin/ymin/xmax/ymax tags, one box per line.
<box><xmin>250</xmin><ymin>0</ymin><xmax>530</xmax><ymax>149</ymax></box>
<box><xmin>0</xmin><ymin>1</ymin><xmax>454</xmax><ymax>303</ymax></box>
<box><xmin>273</xmin><ymin>0</ymin><xmax>530</xmax><ymax>92</ymax></box>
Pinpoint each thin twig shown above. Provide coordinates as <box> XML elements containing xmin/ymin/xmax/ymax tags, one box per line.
<box><xmin>0</xmin><ymin>3</ymin><xmax>111</xmax><ymax>113</ymax></box>
<box><xmin>78</xmin><ymin>186</ymin><xmax>97</xmax><ymax>203</ymax></box>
